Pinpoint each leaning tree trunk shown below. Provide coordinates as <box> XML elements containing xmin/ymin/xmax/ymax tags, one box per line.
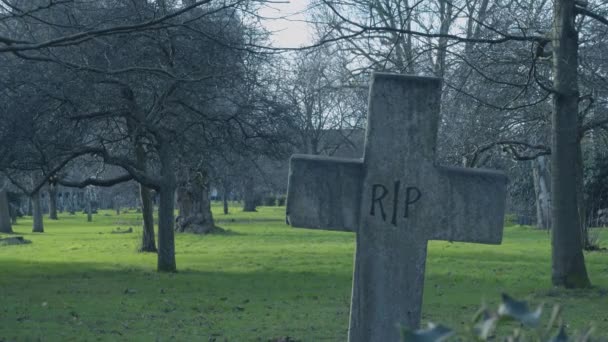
<box><xmin>127</xmin><ymin>117</ymin><xmax>157</xmax><ymax>252</ymax></box>
<box><xmin>48</xmin><ymin>184</ymin><xmax>58</xmax><ymax>220</ymax></box>
<box><xmin>176</xmin><ymin>169</ymin><xmax>215</xmax><ymax>234</ymax></box>
<box><xmin>157</xmin><ymin>144</ymin><xmax>177</xmax><ymax>272</ymax></box>
<box><xmin>139</xmin><ymin>185</ymin><xmax>157</xmax><ymax>252</ymax></box>
<box><xmin>550</xmin><ymin>0</ymin><xmax>591</xmax><ymax>288</ymax></box>
<box><xmin>242</xmin><ymin>175</ymin><xmax>257</xmax><ymax>212</ymax></box>
<box><xmin>0</xmin><ymin>189</ymin><xmax>13</xmax><ymax>233</ymax></box>
<box><xmin>32</xmin><ymin>191</ymin><xmax>44</xmax><ymax>233</ymax></box>
<box><xmin>532</xmin><ymin>155</ymin><xmax>552</xmax><ymax>230</ymax></box>
<box><xmin>136</xmin><ymin>142</ymin><xmax>157</xmax><ymax>252</ymax></box>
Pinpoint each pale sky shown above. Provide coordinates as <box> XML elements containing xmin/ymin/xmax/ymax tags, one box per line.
<box><xmin>258</xmin><ymin>0</ymin><xmax>313</xmax><ymax>48</ymax></box>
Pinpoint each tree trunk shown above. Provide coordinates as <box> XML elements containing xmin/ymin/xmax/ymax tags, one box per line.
<box><xmin>10</xmin><ymin>205</ymin><xmax>17</xmax><ymax>225</ymax></box>
<box><xmin>434</xmin><ymin>0</ymin><xmax>453</xmax><ymax>78</ymax></box>
<box><xmin>77</xmin><ymin>192</ymin><xmax>84</xmax><ymax>212</ymax></box>
<box><xmin>128</xmin><ymin>119</ymin><xmax>157</xmax><ymax>253</ymax></box>
<box><xmin>67</xmin><ymin>192</ymin><xmax>75</xmax><ymax>215</ymax></box>
<box><xmin>222</xmin><ymin>181</ymin><xmax>229</xmax><ymax>215</ymax></box>
<box><xmin>550</xmin><ymin>0</ymin><xmax>590</xmax><ymax>288</ymax></box>
<box><xmin>48</xmin><ymin>185</ymin><xmax>58</xmax><ymax>220</ymax></box>
<box><xmin>58</xmin><ymin>193</ymin><xmax>64</xmax><ymax>213</ymax></box>
<box><xmin>157</xmin><ymin>144</ymin><xmax>176</xmax><ymax>272</ymax></box>
<box><xmin>32</xmin><ymin>191</ymin><xmax>44</xmax><ymax>233</ymax></box>
<box><xmin>242</xmin><ymin>175</ymin><xmax>257</xmax><ymax>212</ymax></box>
<box><xmin>139</xmin><ymin>185</ymin><xmax>157</xmax><ymax>252</ymax></box>
<box><xmin>27</xmin><ymin>197</ymin><xmax>33</xmax><ymax>216</ymax></box>
<box><xmin>0</xmin><ymin>189</ymin><xmax>13</xmax><ymax>233</ymax></box>
<box><xmin>176</xmin><ymin>169</ymin><xmax>215</xmax><ymax>234</ymax></box>
<box><xmin>86</xmin><ymin>194</ymin><xmax>93</xmax><ymax>222</ymax></box>
<box><xmin>576</xmin><ymin>143</ymin><xmax>591</xmax><ymax>249</ymax></box>
<box><xmin>532</xmin><ymin>156</ymin><xmax>551</xmax><ymax>230</ymax></box>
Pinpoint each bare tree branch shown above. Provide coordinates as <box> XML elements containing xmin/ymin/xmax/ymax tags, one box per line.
<box><xmin>57</xmin><ymin>173</ymin><xmax>134</xmax><ymax>189</ymax></box>
<box><xmin>0</xmin><ymin>0</ymin><xmax>220</xmax><ymax>53</ymax></box>
<box><xmin>576</xmin><ymin>6</ymin><xmax>608</xmax><ymax>26</ymax></box>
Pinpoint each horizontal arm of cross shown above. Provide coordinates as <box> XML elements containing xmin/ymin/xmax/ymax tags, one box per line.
<box><xmin>286</xmin><ymin>155</ymin><xmax>363</xmax><ymax>232</ymax></box>
<box><xmin>425</xmin><ymin>166</ymin><xmax>508</xmax><ymax>244</ymax></box>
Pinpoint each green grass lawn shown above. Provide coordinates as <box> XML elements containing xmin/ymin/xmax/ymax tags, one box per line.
<box><xmin>1</xmin><ymin>205</ymin><xmax>607</xmax><ymax>341</ymax></box>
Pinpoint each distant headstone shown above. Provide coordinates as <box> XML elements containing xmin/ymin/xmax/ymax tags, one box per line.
<box><xmin>286</xmin><ymin>73</ymin><xmax>508</xmax><ymax>341</ymax></box>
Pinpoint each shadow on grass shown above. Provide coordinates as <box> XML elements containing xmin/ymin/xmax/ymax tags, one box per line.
<box><xmin>2</xmin><ymin>257</ymin><xmax>607</xmax><ymax>339</ymax></box>
<box><xmin>215</xmin><ymin>217</ymin><xmax>286</xmax><ymax>224</ymax></box>
<box><xmin>0</xmin><ymin>258</ymin><xmax>353</xmax><ymax>287</ymax></box>
<box><xmin>0</xmin><ymin>258</ymin><xmax>353</xmax><ymax>341</ymax></box>
<box><xmin>0</xmin><ymin>254</ymin><xmax>554</xmax><ymax>299</ymax></box>
<box><xmin>176</xmin><ymin>228</ymin><xmax>245</xmax><ymax>237</ymax></box>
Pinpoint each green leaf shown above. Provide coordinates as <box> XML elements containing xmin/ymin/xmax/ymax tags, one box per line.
<box><xmin>548</xmin><ymin>325</ymin><xmax>568</xmax><ymax>342</ymax></box>
<box><xmin>400</xmin><ymin>323</ymin><xmax>453</xmax><ymax>342</ymax></box>
<box><xmin>497</xmin><ymin>293</ymin><xmax>543</xmax><ymax>328</ymax></box>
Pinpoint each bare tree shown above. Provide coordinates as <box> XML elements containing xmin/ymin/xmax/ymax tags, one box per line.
<box><xmin>281</xmin><ymin>46</ymin><xmax>366</xmax><ymax>156</ymax></box>
<box><xmin>0</xmin><ymin>0</ymin><xmax>287</xmax><ymax>272</ymax></box>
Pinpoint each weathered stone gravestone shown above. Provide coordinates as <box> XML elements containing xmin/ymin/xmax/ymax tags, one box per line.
<box><xmin>286</xmin><ymin>73</ymin><xmax>507</xmax><ymax>341</ymax></box>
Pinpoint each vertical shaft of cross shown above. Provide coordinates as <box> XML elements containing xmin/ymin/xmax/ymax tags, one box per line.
<box><xmin>362</xmin><ymin>74</ymin><xmax>441</xmax><ymax>168</ymax></box>
<box><xmin>348</xmin><ymin>74</ymin><xmax>443</xmax><ymax>341</ymax></box>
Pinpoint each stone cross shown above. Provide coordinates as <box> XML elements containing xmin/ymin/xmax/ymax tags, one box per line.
<box><xmin>286</xmin><ymin>73</ymin><xmax>507</xmax><ymax>342</ymax></box>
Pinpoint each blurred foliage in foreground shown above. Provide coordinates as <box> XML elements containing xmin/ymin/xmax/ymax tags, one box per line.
<box><xmin>401</xmin><ymin>293</ymin><xmax>604</xmax><ymax>341</ymax></box>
